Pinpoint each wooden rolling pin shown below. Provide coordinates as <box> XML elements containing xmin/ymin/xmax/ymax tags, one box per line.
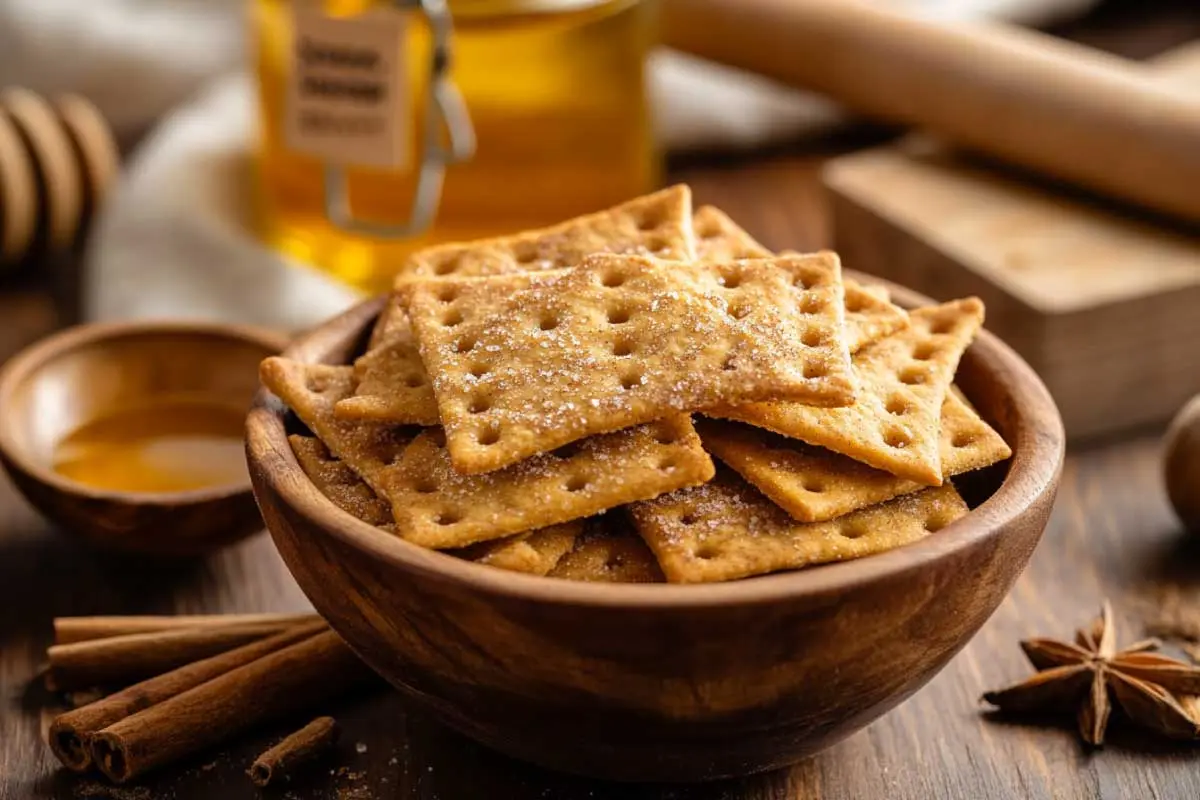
<box><xmin>661</xmin><ymin>0</ymin><xmax>1200</xmax><ymax>225</ymax></box>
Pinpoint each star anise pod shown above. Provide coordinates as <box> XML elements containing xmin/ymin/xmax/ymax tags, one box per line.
<box><xmin>982</xmin><ymin>601</ymin><xmax>1200</xmax><ymax>746</ymax></box>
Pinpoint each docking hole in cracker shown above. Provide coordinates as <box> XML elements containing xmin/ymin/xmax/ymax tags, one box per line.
<box><xmin>405</xmin><ymin>252</ymin><xmax>856</xmax><ymax>475</ymax></box>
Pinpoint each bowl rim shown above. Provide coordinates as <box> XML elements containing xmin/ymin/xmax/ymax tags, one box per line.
<box><xmin>247</xmin><ymin>274</ymin><xmax>1065</xmax><ymax>608</ymax></box>
<box><xmin>0</xmin><ymin>319</ymin><xmax>288</xmax><ymax>506</ymax></box>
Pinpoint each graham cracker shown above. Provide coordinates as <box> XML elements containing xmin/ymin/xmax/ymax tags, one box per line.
<box><xmin>288</xmin><ymin>434</ymin><xmax>577</xmax><ymax>575</ymax></box>
<box><xmin>546</xmin><ymin>516</ymin><xmax>665</xmax><ymax>583</ymax></box>
<box><xmin>629</xmin><ymin>470</ymin><xmax>969</xmax><ymax>583</ymax></box>
<box><xmin>288</xmin><ymin>435</ymin><xmax>394</xmax><ymax>527</ymax></box>
<box><xmin>699</xmin><ymin>389</ymin><xmax>1010</xmax><ymax>522</ymax></box>
<box><xmin>708</xmin><ymin>298</ymin><xmax>985</xmax><ymax>486</ymax></box>
<box><xmin>381</xmin><ymin>416</ymin><xmax>714</xmax><ymax>549</ymax></box>
<box><xmin>260</xmin><ymin>357</ymin><xmax>416</xmax><ymax>495</ymax></box>
<box><xmin>405</xmin><ymin>252</ymin><xmax>855</xmax><ymax>474</ymax></box>
<box><xmin>455</xmin><ymin>523</ymin><xmax>581</xmax><ymax>576</ymax></box>
<box><xmin>693</xmin><ymin>205</ymin><xmax>908</xmax><ymax>353</ymax></box>
<box><xmin>398</xmin><ymin>184</ymin><xmax>696</xmax><ymax>281</ymax></box>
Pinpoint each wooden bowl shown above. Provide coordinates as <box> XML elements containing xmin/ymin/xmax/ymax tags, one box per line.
<box><xmin>0</xmin><ymin>321</ymin><xmax>287</xmax><ymax>556</ymax></box>
<box><xmin>246</xmin><ymin>278</ymin><xmax>1064</xmax><ymax>782</ymax></box>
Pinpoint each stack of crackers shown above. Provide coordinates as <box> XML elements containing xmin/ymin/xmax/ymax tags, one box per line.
<box><xmin>261</xmin><ymin>185</ymin><xmax>1011</xmax><ymax>584</ymax></box>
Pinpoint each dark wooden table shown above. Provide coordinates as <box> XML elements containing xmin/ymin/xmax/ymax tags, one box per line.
<box><xmin>4</xmin><ymin>3</ymin><xmax>1200</xmax><ymax>798</ymax></box>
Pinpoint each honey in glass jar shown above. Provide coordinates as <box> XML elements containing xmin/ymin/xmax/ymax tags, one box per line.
<box><xmin>252</xmin><ymin>0</ymin><xmax>660</xmax><ymax>293</ymax></box>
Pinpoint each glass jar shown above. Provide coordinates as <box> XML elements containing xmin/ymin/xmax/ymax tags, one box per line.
<box><xmin>252</xmin><ymin>0</ymin><xmax>660</xmax><ymax>293</ymax></box>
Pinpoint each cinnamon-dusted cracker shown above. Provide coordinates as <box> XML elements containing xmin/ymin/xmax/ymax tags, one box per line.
<box><xmin>339</xmin><ymin>272</ymin><xmax>566</xmax><ymax>427</ymax></box>
<box><xmin>382</xmin><ymin>416</ymin><xmax>714</xmax><ymax>549</ymax></box>
<box><xmin>399</xmin><ymin>185</ymin><xmax>696</xmax><ymax>281</ymax></box>
<box><xmin>693</xmin><ymin>205</ymin><xmax>907</xmax><ymax>352</ymax></box>
<box><xmin>288</xmin><ymin>435</ymin><xmax>394</xmax><ymax>527</ymax></box>
<box><xmin>709</xmin><ymin>298</ymin><xmax>985</xmax><ymax>486</ymax></box>
<box><xmin>693</xmin><ymin>205</ymin><xmax>774</xmax><ymax>262</ymax></box>
<box><xmin>349</xmin><ymin>185</ymin><xmax>697</xmax><ymax>425</ymax></box>
<box><xmin>334</xmin><ymin>322</ymin><xmax>439</xmax><ymax>426</ymax></box>
<box><xmin>288</xmin><ymin>434</ymin><xmax>578</xmax><ymax>575</ymax></box>
<box><xmin>547</xmin><ymin>516</ymin><xmax>665</xmax><ymax>583</ymax></box>
<box><xmin>367</xmin><ymin>293</ymin><xmax>409</xmax><ymax>351</ymax></box>
<box><xmin>456</xmin><ymin>523</ymin><xmax>581</xmax><ymax>576</ymax></box>
<box><xmin>260</xmin><ymin>358</ymin><xmax>415</xmax><ymax>495</ymax></box>
<box><xmin>629</xmin><ymin>470</ymin><xmax>969</xmax><ymax>583</ymax></box>
<box><xmin>406</xmin><ymin>253</ymin><xmax>855</xmax><ymax>474</ymax></box>
<box><xmin>699</xmin><ymin>390</ymin><xmax>1010</xmax><ymax>522</ymax></box>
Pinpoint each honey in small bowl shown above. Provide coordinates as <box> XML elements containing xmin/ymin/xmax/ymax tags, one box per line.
<box><xmin>52</xmin><ymin>396</ymin><xmax>249</xmax><ymax>494</ymax></box>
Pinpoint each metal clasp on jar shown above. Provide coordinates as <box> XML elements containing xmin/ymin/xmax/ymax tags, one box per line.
<box><xmin>322</xmin><ymin>0</ymin><xmax>475</xmax><ymax>238</ymax></box>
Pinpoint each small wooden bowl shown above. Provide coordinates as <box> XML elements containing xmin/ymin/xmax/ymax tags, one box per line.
<box><xmin>0</xmin><ymin>321</ymin><xmax>287</xmax><ymax>556</ymax></box>
<box><xmin>247</xmin><ymin>277</ymin><xmax>1064</xmax><ymax>782</ymax></box>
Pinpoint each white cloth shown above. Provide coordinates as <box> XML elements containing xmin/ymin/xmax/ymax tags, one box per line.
<box><xmin>0</xmin><ymin>0</ymin><xmax>1098</xmax><ymax>329</ymax></box>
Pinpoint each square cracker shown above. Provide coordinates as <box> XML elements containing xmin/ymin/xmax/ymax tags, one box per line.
<box><xmin>699</xmin><ymin>389</ymin><xmax>1010</xmax><ymax>523</ymax></box>
<box><xmin>398</xmin><ymin>184</ymin><xmax>696</xmax><ymax>282</ymax></box>
<box><xmin>336</xmin><ymin>272</ymin><xmax>568</xmax><ymax>427</ymax></box>
<box><xmin>334</xmin><ymin>319</ymin><xmax>440</xmax><ymax>426</ymax></box>
<box><xmin>629</xmin><ymin>470</ymin><xmax>969</xmax><ymax>583</ymax></box>
<box><xmin>260</xmin><ymin>358</ymin><xmax>416</xmax><ymax>495</ymax></box>
<box><xmin>348</xmin><ymin>184</ymin><xmax>699</xmax><ymax>426</ymax></box>
<box><xmin>367</xmin><ymin>293</ymin><xmax>410</xmax><ymax>351</ymax></box>
<box><xmin>692</xmin><ymin>205</ymin><xmax>908</xmax><ymax>353</ymax></box>
<box><xmin>287</xmin><ymin>434</ymin><xmax>578</xmax><ymax>575</ymax></box>
<box><xmin>382</xmin><ymin>416</ymin><xmax>714</xmax><ymax>549</ymax></box>
<box><xmin>546</xmin><ymin>515</ymin><xmax>665</xmax><ymax>583</ymax></box>
<box><xmin>708</xmin><ymin>298</ymin><xmax>985</xmax><ymax>486</ymax></box>
<box><xmin>405</xmin><ymin>252</ymin><xmax>855</xmax><ymax>474</ymax></box>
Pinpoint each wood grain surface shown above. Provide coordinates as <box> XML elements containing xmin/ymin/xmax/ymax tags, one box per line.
<box><xmin>3</xmin><ymin>3</ymin><xmax>1199</xmax><ymax>797</ymax></box>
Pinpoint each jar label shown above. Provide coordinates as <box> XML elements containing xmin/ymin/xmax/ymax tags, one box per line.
<box><xmin>285</xmin><ymin>8</ymin><xmax>409</xmax><ymax>169</ymax></box>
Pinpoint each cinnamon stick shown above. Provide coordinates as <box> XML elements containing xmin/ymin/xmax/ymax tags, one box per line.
<box><xmin>46</xmin><ymin>623</ymin><xmax>299</xmax><ymax>691</ymax></box>
<box><xmin>54</xmin><ymin>613</ymin><xmax>319</xmax><ymax>644</ymax></box>
<box><xmin>48</xmin><ymin>621</ymin><xmax>328</xmax><ymax>772</ymax></box>
<box><xmin>91</xmin><ymin>630</ymin><xmax>375</xmax><ymax>783</ymax></box>
<box><xmin>249</xmin><ymin>716</ymin><xmax>340</xmax><ymax>787</ymax></box>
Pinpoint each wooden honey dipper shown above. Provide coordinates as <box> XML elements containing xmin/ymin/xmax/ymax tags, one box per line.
<box><xmin>0</xmin><ymin>89</ymin><xmax>119</xmax><ymax>270</ymax></box>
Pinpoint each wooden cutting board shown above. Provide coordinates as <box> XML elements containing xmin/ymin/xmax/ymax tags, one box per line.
<box><xmin>824</xmin><ymin>43</ymin><xmax>1200</xmax><ymax>441</ymax></box>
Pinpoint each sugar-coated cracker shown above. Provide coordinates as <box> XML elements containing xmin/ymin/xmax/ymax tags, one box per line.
<box><xmin>630</xmin><ymin>470</ymin><xmax>969</xmax><ymax>583</ymax></box>
<box><xmin>288</xmin><ymin>435</ymin><xmax>394</xmax><ymax>527</ymax></box>
<box><xmin>260</xmin><ymin>358</ymin><xmax>416</xmax><ymax>495</ymax></box>
<box><xmin>547</xmin><ymin>515</ymin><xmax>665</xmax><ymax>583</ymax></box>
<box><xmin>334</xmin><ymin>319</ymin><xmax>439</xmax><ymax>426</ymax></box>
<box><xmin>398</xmin><ymin>185</ymin><xmax>696</xmax><ymax>282</ymax></box>
<box><xmin>341</xmin><ymin>273</ymin><xmax>571</xmax><ymax>427</ymax></box>
<box><xmin>367</xmin><ymin>293</ymin><xmax>410</xmax><ymax>351</ymax></box>
<box><xmin>353</xmin><ymin>182</ymin><xmax>696</xmax><ymax>427</ymax></box>
<box><xmin>382</xmin><ymin>416</ymin><xmax>713</xmax><ymax>549</ymax></box>
<box><xmin>456</xmin><ymin>523</ymin><xmax>581</xmax><ymax>576</ymax></box>
<box><xmin>693</xmin><ymin>205</ymin><xmax>908</xmax><ymax>353</ymax></box>
<box><xmin>288</xmin><ymin>434</ymin><xmax>578</xmax><ymax>575</ymax></box>
<box><xmin>405</xmin><ymin>252</ymin><xmax>854</xmax><ymax>474</ymax></box>
<box><xmin>699</xmin><ymin>390</ymin><xmax>1010</xmax><ymax>522</ymax></box>
<box><xmin>709</xmin><ymin>298</ymin><xmax>984</xmax><ymax>486</ymax></box>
